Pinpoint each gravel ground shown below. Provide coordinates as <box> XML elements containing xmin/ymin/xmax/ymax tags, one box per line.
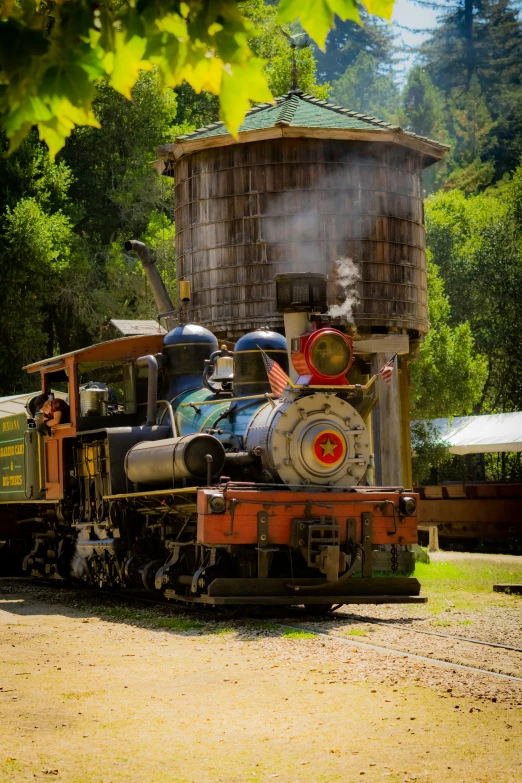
<box><xmin>1</xmin><ymin>560</ymin><xmax>521</xmax><ymax>783</ymax></box>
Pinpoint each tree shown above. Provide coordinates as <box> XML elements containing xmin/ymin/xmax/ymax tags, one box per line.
<box><xmin>400</xmin><ymin>65</ymin><xmax>450</xmax><ymax>192</ymax></box>
<box><xmin>444</xmin><ymin>75</ymin><xmax>495</xmax><ymax>192</ymax></box>
<box><xmin>0</xmin><ymin>0</ymin><xmax>395</xmax><ymax>157</ymax></box>
<box><xmin>401</xmin><ymin>66</ymin><xmax>446</xmax><ymax>142</ymax></box>
<box><xmin>173</xmin><ymin>0</ymin><xmax>332</xmax><ymax>146</ymax></box>
<box><xmin>330</xmin><ymin>51</ymin><xmax>399</xmax><ymax>121</ymax></box>
<box><xmin>62</xmin><ymin>71</ymin><xmax>178</xmax><ymax>247</ymax></box>
<box><xmin>417</xmin><ymin>0</ymin><xmax>522</xmax><ymax>181</ymax></box>
<box><xmin>243</xmin><ymin>0</ymin><xmax>329</xmax><ymax>98</ymax></box>
<box><xmin>315</xmin><ymin>11</ymin><xmax>394</xmax><ymax>82</ymax></box>
<box><xmin>426</xmin><ymin>184</ymin><xmax>522</xmax><ymax>415</ymax></box>
<box><xmin>410</xmin><ymin>257</ymin><xmax>487</xmax><ymax>420</ymax></box>
<box><xmin>0</xmin><ymin>192</ymin><xmax>81</xmax><ymax>392</ymax></box>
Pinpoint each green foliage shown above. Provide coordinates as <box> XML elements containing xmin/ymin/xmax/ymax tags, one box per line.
<box><xmin>62</xmin><ymin>70</ymin><xmax>177</xmax><ymax>246</ymax></box>
<box><xmin>444</xmin><ymin>76</ymin><xmax>495</xmax><ymax>192</ymax></box>
<box><xmin>426</xmin><ymin>185</ymin><xmax>522</xmax><ymax>415</ymax></box>
<box><xmin>410</xmin><ymin>421</ymin><xmax>452</xmax><ymax>486</ymax></box>
<box><xmin>277</xmin><ymin>0</ymin><xmax>394</xmax><ymax>50</ymax></box>
<box><xmin>401</xmin><ymin>67</ymin><xmax>446</xmax><ymax>142</ymax></box>
<box><xmin>315</xmin><ymin>11</ymin><xmax>393</xmax><ymax>83</ymax></box>
<box><xmin>417</xmin><ymin>0</ymin><xmax>522</xmax><ymax>184</ymax></box>
<box><xmin>0</xmin><ymin>194</ymin><xmax>77</xmax><ymax>390</ymax></box>
<box><xmin>243</xmin><ymin>0</ymin><xmax>329</xmax><ymax>98</ymax></box>
<box><xmin>330</xmin><ymin>51</ymin><xmax>399</xmax><ymax>120</ymax></box>
<box><xmin>0</xmin><ymin>0</ymin><xmax>394</xmax><ymax>157</ymax></box>
<box><xmin>410</xmin><ymin>258</ymin><xmax>487</xmax><ymax>420</ymax></box>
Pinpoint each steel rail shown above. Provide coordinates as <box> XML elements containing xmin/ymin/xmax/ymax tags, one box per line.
<box><xmin>331</xmin><ymin>612</ymin><xmax>522</xmax><ymax>654</ymax></box>
<box><xmin>3</xmin><ymin>581</ymin><xmax>519</xmax><ymax>682</ymax></box>
<box><xmin>276</xmin><ymin>624</ymin><xmax>522</xmax><ymax>683</ymax></box>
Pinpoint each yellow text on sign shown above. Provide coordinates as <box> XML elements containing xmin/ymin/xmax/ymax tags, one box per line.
<box><xmin>0</xmin><ymin>443</ymin><xmax>24</xmax><ymax>458</ymax></box>
<box><xmin>2</xmin><ymin>475</ymin><xmax>22</xmax><ymax>487</ymax></box>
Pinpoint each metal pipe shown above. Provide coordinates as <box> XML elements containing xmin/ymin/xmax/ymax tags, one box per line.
<box><xmin>136</xmin><ymin>355</ymin><xmax>158</xmax><ymax>425</ymax></box>
<box><xmin>205</xmin><ymin>454</ymin><xmax>213</xmax><ymax>486</ymax></box>
<box><xmin>286</xmin><ymin>546</ymin><xmax>363</xmax><ymax>594</ymax></box>
<box><xmin>157</xmin><ymin>399</ymin><xmax>178</xmax><ymax>438</ymax></box>
<box><xmin>224</xmin><ymin>452</ymin><xmax>257</xmax><ymax>465</ymax></box>
<box><xmin>124</xmin><ymin>240</ymin><xmax>174</xmax><ymax>317</ymax></box>
<box><xmin>180</xmin><ymin>393</ymin><xmax>275</xmax><ymax>408</ymax></box>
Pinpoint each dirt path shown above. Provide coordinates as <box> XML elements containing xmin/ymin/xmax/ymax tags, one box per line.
<box><xmin>430</xmin><ymin>552</ymin><xmax>522</xmax><ymax>565</ymax></box>
<box><xmin>1</xmin><ymin>583</ymin><xmax>521</xmax><ymax>783</ymax></box>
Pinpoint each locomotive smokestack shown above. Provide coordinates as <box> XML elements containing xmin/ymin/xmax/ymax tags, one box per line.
<box><xmin>124</xmin><ymin>240</ymin><xmax>175</xmax><ymax>324</ymax></box>
<box><xmin>274</xmin><ymin>273</ymin><xmax>328</xmax><ymax>381</ymax></box>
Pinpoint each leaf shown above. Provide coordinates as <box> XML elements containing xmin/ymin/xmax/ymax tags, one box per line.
<box><xmin>181</xmin><ymin>55</ymin><xmax>224</xmax><ymax>95</ymax></box>
<box><xmin>360</xmin><ymin>0</ymin><xmax>395</xmax><ymax>23</ymax></box>
<box><xmin>277</xmin><ymin>0</ymin><xmax>395</xmax><ymax>49</ymax></box>
<box><xmin>37</xmin><ymin>99</ymin><xmax>100</xmax><ymax>158</ymax></box>
<box><xmin>277</xmin><ymin>0</ymin><xmax>338</xmax><ymax>49</ymax></box>
<box><xmin>0</xmin><ymin>0</ymin><xmax>394</xmax><ymax>155</ymax></box>
<box><xmin>219</xmin><ymin>57</ymin><xmax>273</xmax><ymax>136</ymax></box>
<box><xmin>105</xmin><ymin>34</ymin><xmax>153</xmax><ymax>99</ymax></box>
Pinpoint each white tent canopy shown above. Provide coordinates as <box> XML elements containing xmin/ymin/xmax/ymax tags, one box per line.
<box><xmin>0</xmin><ymin>391</ymin><xmax>67</xmax><ymax>420</ymax></box>
<box><xmin>430</xmin><ymin>413</ymin><xmax>522</xmax><ymax>455</ymax></box>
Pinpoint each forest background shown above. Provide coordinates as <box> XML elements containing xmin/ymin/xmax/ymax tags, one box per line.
<box><xmin>1</xmin><ymin>0</ymin><xmax>521</xmax><ymax>484</ymax></box>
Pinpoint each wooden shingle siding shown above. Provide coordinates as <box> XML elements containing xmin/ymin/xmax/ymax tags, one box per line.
<box><xmin>174</xmin><ymin>138</ymin><xmax>428</xmax><ymax>338</ymax></box>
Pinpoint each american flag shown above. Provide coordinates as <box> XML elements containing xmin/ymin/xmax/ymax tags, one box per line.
<box><xmin>259</xmin><ymin>348</ymin><xmax>291</xmax><ymax>397</ymax></box>
<box><xmin>378</xmin><ymin>352</ymin><xmax>398</xmax><ymax>386</ymax></box>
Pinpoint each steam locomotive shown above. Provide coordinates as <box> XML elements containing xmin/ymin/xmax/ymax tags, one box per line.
<box><xmin>0</xmin><ymin>249</ymin><xmax>423</xmax><ymax>610</ymax></box>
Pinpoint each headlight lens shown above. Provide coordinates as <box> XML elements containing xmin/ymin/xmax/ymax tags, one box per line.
<box><xmin>209</xmin><ymin>494</ymin><xmax>226</xmax><ymax>513</ymax></box>
<box><xmin>308</xmin><ymin>331</ymin><xmax>352</xmax><ymax>378</ymax></box>
<box><xmin>400</xmin><ymin>496</ymin><xmax>417</xmax><ymax>515</ymax></box>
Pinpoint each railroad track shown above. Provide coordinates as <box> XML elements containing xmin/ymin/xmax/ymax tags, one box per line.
<box><xmin>94</xmin><ymin>589</ymin><xmax>522</xmax><ymax>685</ymax></box>
<box><xmin>329</xmin><ymin>611</ymin><xmax>522</xmax><ymax>653</ymax></box>
<box><xmin>2</xmin><ymin>579</ymin><xmax>522</xmax><ymax>684</ymax></box>
<box><xmin>276</xmin><ymin>623</ymin><xmax>522</xmax><ymax>684</ymax></box>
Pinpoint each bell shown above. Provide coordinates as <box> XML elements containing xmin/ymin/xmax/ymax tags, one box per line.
<box><xmin>209</xmin><ymin>354</ymin><xmax>234</xmax><ymax>383</ymax></box>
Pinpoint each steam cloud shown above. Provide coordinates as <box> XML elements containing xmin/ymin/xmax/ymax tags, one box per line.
<box><xmin>328</xmin><ymin>256</ymin><xmax>360</xmax><ymax>324</ymax></box>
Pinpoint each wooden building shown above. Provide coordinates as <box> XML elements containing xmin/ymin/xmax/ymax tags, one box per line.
<box><xmin>156</xmin><ymin>91</ymin><xmax>449</xmax><ymax>488</ymax></box>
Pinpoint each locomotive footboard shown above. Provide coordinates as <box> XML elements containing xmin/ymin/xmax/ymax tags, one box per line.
<box><xmin>165</xmin><ymin>576</ymin><xmax>426</xmax><ymax>605</ymax></box>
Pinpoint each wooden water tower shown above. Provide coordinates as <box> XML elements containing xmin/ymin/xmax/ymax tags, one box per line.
<box><xmin>156</xmin><ymin>91</ymin><xmax>448</xmax><ymax>488</ymax></box>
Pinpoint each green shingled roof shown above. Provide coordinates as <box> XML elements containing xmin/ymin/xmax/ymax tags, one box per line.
<box><xmin>176</xmin><ymin>91</ymin><xmax>399</xmax><ymax>143</ymax></box>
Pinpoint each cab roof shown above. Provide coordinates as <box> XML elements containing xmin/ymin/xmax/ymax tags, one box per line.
<box><xmin>24</xmin><ymin>334</ymin><xmax>165</xmax><ymax>374</ymax></box>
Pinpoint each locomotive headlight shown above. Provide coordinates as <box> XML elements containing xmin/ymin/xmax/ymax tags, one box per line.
<box><xmin>307</xmin><ymin>330</ymin><xmax>353</xmax><ymax>379</ymax></box>
<box><xmin>400</xmin><ymin>495</ymin><xmax>417</xmax><ymax>516</ymax></box>
<box><xmin>208</xmin><ymin>493</ymin><xmax>226</xmax><ymax>513</ymax></box>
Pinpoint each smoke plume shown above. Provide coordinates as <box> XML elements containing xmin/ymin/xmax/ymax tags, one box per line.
<box><xmin>328</xmin><ymin>256</ymin><xmax>360</xmax><ymax>324</ymax></box>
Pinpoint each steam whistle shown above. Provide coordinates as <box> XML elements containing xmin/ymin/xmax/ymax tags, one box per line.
<box><xmin>178</xmin><ymin>279</ymin><xmax>191</xmax><ymax>324</ymax></box>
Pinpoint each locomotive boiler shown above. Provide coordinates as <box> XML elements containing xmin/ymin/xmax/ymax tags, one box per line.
<box><xmin>0</xmin><ymin>261</ymin><xmax>423</xmax><ymax>610</ymax></box>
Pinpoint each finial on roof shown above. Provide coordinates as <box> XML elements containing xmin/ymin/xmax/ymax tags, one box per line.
<box><xmin>280</xmin><ymin>29</ymin><xmax>312</xmax><ymax>93</ymax></box>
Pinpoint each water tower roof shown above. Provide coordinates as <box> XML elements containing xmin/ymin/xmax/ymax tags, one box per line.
<box><xmin>156</xmin><ymin>91</ymin><xmax>449</xmax><ymax>169</ymax></box>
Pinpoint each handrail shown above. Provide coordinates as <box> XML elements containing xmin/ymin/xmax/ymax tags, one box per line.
<box><xmin>157</xmin><ymin>399</ymin><xmax>178</xmax><ymax>438</ymax></box>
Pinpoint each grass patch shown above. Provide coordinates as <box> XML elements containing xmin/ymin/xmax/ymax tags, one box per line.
<box><xmin>414</xmin><ymin>558</ymin><xmax>522</xmax><ymax>613</ymax></box>
<box><xmin>345</xmin><ymin>628</ymin><xmax>368</xmax><ymax>637</ymax></box>
<box><xmin>212</xmin><ymin>625</ymin><xmax>235</xmax><ymax>636</ymax></box>
<box><xmin>95</xmin><ymin>606</ymin><xmax>147</xmax><ymax>622</ymax></box>
<box><xmin>93</xmin><ymin>606</ymin><xmax>207</xmax><ymax>632</ymax></box>
<box><xmin>281</xmin><ymin>629</ymin><xmax>316</xmax><ymax>639</ymax></box>
<box><xmin>155</xmin><ymin>617</ymin><xmax>204</xmax><ymax>631</ymax></box>
<box><xmin>459</xmin><ymin>619</ymin><xmax>473</xmax><ymax>626</ymax></box>
<box><xmin>247</xmin><ymin>620</ymin><xmax>280</xmax><ymax>632</ymax></box>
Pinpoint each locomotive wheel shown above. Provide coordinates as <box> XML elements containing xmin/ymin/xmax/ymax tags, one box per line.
<box><xmin>302</xmin><ymin>604</ymin><xmax>333</xmax><ymax>616</ymax></box>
